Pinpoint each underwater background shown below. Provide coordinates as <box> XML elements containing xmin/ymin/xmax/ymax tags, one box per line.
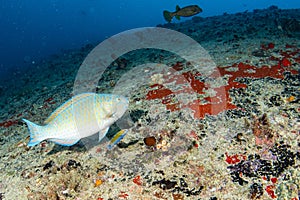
<box><xmin>0</xmin><ymin>1</ymin><xmax>300</xmax><ymax>200</ymax></box>
<box><xmin>0</xmin><ymin>0</ymin><xmax>300</xmax><ymax>81</ymax></box>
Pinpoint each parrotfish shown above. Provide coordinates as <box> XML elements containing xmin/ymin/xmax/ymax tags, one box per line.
<box><xmin>23</xmin><ymin>93</ymin><xmax>129</xmax><ymax>148</ymax></box>
<box><xmin>163</xmin><ymin>5</ymin><xmax>202</xmax><ymax>23</ymax></box>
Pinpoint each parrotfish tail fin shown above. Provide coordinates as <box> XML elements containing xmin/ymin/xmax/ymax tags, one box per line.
<box><xmin>163</xmin><ymin>10</ymin><xmax>173</xmax><ymax>23</ymax></box>
<box><xmin>23</xmin><ymin>119</ymin><xmax>45</xmax><ymax>147</ymax></box>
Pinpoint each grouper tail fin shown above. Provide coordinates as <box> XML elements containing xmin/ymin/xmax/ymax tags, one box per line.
<box><xmin>23</xmin><ymin>119</ymin><xmax>45</xmax><ymax>147</ymax></box>
<box><xmin>163</xmin><ymin>10</ymin><xmax>173</xmax><ymax>23</ymax></box>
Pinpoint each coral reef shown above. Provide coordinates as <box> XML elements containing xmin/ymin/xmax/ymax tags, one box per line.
<box><xmin>0</xmin><ymin>6</ymin><xmax>299</xmax><ymax>200</ymax></box>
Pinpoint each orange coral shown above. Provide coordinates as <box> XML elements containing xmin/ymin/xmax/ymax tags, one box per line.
<box><xmin>94</xmin><ymin>179</ymin><xmax>103</xmax><ymax>187</ymax></box>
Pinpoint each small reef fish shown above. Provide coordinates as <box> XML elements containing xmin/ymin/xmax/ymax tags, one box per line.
<box><xmin>107</xmin><ymin>129</ymin><xmax>128</xmax><ymax>150</ymax></box>
<box><xmin>23</xmin><ymin>93</ymin><xmax>129</xmax><ymax>147</ymax></box>
<box><xmin>163</xmin><ymin>5</ymin><xmax>202</xmax><ymax>23</ymax></box>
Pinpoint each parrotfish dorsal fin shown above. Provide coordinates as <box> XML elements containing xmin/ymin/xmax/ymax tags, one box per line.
<box><xmin>44</xmin><ymin>93</ymin><xmax>95</xmax><ymax>124</ymax></box>
<box><xmin>176</xmin><ymin>5</ymin><xmax>180</xmax><ymax>11</ymax></box>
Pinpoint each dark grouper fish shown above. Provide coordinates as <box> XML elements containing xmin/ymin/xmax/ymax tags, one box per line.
<box><xmin>163</xmin><ymin>5</ymin><xmax>202</xmax><ymax>22</ymax></box>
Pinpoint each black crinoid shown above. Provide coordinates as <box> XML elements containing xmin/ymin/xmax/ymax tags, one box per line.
<box><xmin>0</xmin><ymin>192</ymin><xmax>4</xmax><ymax>200</ymax></box>
<box><xmin>228</xmin><ymin>143</ymin><xmax>299</xmax><ymax>185</ymax></box>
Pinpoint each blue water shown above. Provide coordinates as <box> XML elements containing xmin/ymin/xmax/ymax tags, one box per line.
<box><xmin>0</xmin><ymin>0</ymin><xmax>299</xmax><ymax>80</ymax></box>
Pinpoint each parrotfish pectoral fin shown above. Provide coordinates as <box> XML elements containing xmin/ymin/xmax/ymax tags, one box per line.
<box><xmin>99</xmin><ymin>127</ymin><xmax>110</xmax><ymax>142</ymax></box>
<box><xmin>23</xmin><ymin>119</ymin><xmax>45</xmax><ymax>147</ymax></box>
<box><xmin>107</xmin><ymin>129</ymin><xmax>128</xmax><ymax>150</ymax></box>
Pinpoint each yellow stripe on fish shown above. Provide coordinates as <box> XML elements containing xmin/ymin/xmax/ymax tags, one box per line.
<box><xmin>23</xmin><ymin>93</ymin><xmax>129</xmax><ymax>147</ymax></box>
<box><xmin>107</xmin><ymin>129</ymin><xmax>128</xmax><ymax>150</ymax></box>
